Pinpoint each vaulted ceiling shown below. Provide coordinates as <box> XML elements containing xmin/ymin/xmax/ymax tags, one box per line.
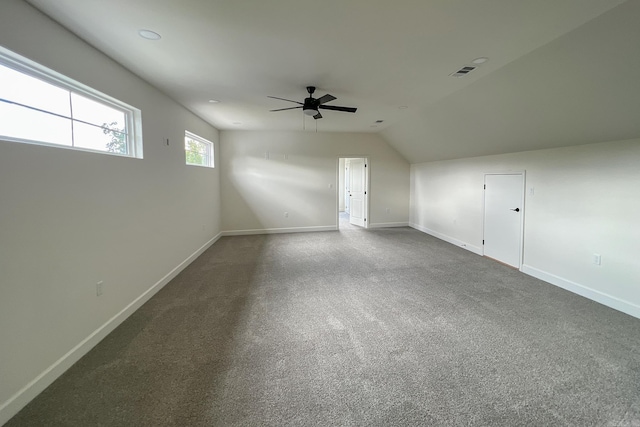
<box><xmin>25</xmin><ymin>0</ymin><xmax>640</xmax><ymax>163</ymax></box>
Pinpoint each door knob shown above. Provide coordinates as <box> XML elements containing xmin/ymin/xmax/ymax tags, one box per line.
<box><xmin>510</xmin><ymin>208</ymin><xmax>520</xmax><ymax>212</ymax></box>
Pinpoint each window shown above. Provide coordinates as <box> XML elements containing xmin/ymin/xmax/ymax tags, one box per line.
<box><xmin>0</xmin><ymin>47</ymin><xmax>142</xmax><ymax>158</ymax></box>
<box><xmin>185</xmin><ymin>131</ymin><xmax>214</xmax><ymax>168</ymax></box>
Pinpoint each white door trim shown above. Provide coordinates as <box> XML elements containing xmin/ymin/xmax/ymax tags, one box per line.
<box><xmin>348</xmin><ymin>158</ymin><xmax>366</xmax><ymax>227</ymax></box>
<box><xmin>482</xmin><ymin>171</ymin><xmax>526</xmax><ymax>269</ymax></box>
<box><xmin>336</xmin><ymin>156</ymin><xmax>370</xmax><ymax>229</ymax></box>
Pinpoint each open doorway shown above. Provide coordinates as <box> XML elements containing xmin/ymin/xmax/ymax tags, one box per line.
<box><xmin>338</xmin><ymin>157</ymin><xmax>369</xmax><ymax>229</ymax></box>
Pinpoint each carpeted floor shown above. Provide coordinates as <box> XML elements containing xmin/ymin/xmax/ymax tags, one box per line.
<box><xmin>339</xmin><ymin>211</ymin><xmax>361</xmax><ymax>230</ymax></box>
<box><xmin>7</xmin><ymin>227</ymin><xmax>640</xmax><ymax>426</ymax></box>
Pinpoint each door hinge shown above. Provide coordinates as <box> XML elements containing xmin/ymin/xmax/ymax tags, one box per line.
<box><xmin>484</xmin><ymin>184</ymin><xmax>486</xmax><ymax>190</ymax></box>
<box><xmin>482</xmin><ymin>240</ymin><xmax>485</xmax><ymax>245</ymax></box>
<box><xmin>365</xmin><ymin>164</ymin><xmax>367</xmax><ymax>167</ymax></box>
<box><xmin>364</xmin><ymin>191</ymin><xmax>367</xmax><ymax>195</ymax></box>
<box><xmin>364</xmin><ymin>218</ymin><xmax>366</xmax><ymax>221</ymax></box>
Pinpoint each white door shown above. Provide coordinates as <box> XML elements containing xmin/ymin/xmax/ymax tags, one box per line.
<box><xmin>349</xmin><ymin>158</ymin><xmax>366</xmax><ymax>227</ymax></box>
<box><xmin>483</xmin><ymin>173</ymin><xmax>524</xmax><ymax>268</ymax></box>
<box><xmin>344</xmin><ymin>161</ymin><xmax>350</xmax><ymax>213</ymax></box>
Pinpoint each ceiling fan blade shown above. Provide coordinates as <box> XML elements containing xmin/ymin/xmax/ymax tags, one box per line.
<box><xmin>313</xmin><ymin>112</ymin><xmax>323</xmax><ymax>120</ymax></box>
<box><xmin>270</xmin><ymin>106</ymin><xmax>303</xmax><ymax>112</ymax></box>
<box><xmin>316</xmin><ymin>94</ymin><xmax>337</xmax><ymax>105</ymax></box>
<box><xmin>268</xmin><ymin>96</ymin><xmax>303</xmax><ymax>105</ymax></box>
<box><xmin>318</xmin><ymin>105</ymin><xmax>357</xmax><ymax>113</ymax></box>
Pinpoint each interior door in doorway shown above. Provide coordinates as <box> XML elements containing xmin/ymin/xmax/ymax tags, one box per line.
<box><xmin>483</xmin><ymin>173</ymin><xmax>524</xmax><ymax>268</ymax></box>
<box><xmin>349</xmin><ymin>158</ymin><xmax>365</xmax><ymax>227</ymax></box>
<box><xmin>344</xmin><ymin>160</ymin><xmax>350</xmax><ymax>213</ymax></box>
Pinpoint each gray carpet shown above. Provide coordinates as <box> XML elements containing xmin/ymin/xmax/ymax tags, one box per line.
<box><xmin>7</xmin><ymin>227</ymin><xmax>640</xmax><ymax>426</ymax></box>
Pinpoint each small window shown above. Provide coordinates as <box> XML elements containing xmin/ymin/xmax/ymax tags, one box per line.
<box><xmin>185</xmin><ymin>131</ymin><xmax>214</xmax><ymax>168</ymax></box>
<box><xmin>0</xmin><ymin>47</ymin><xmax>142</xmax><ymax>158</ymax></box>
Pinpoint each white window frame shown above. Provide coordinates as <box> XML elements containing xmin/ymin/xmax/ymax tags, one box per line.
<box><xmin>0</xmin><ymin>46</ymin><xmax>143</xmax><ymax>158</ymax></box>
<box><xmin>185</xmin><ymin>131</ymin><xmax>214</xmax><ymax>168</ymax></box>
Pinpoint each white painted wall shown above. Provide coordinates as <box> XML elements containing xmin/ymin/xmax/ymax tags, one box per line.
<box><xmin>0</xmin><ymin>1</ymin><xmax>221</xmax><ymax>423</ymax></box>
<box><xmin>410</xmin><ymin>139</ymin><xmax>640</xmax><ymax>318</ymax></box>
<box><xmin>220</xmin><ymin>131</ymin><xmax>409</xmax><ymax>233</ymax></box>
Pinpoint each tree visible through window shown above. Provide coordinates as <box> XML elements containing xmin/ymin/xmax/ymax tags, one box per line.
<box><xmin>185</xmin><ymin>131</ymin><xmax>213</xmax><ymax>168</ymax></box>
<box><xmin>102</xmin><ymin>121</ymin><xmax>126</xmax><ymax>154</ymax></box>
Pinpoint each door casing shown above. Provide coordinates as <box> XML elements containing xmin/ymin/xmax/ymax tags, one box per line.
<box><xmin>482</xmin><ymin>172</ymin><xmax>526</xmax><ymax>269</ymax></box>
<box><xmin>336</xmin><ymin>157</ymin><xmax>369</xmax><ymax>229</ymax></box>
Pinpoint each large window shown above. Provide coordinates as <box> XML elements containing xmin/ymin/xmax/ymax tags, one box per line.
<box><xmin>185</xmin><ymin>131</ymin><xmax>214</xmax><ymax>168</ymax></box>
<box><xmin>0</xmin><ymin>47</ymin><xmax>142</xmax><ymax>158</ymax></box>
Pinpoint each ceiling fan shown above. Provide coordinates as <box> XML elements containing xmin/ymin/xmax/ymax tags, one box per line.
<box><xmin>268</xmin><ymin>86</ymin><xmax>357</xmax><ymax>120</ymax></box>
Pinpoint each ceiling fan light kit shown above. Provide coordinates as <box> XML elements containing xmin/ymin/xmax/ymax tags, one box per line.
<box><xmin>269</xmin><ymin>86</ymin><xmax>357</xmax><ymax>120</ymax></box>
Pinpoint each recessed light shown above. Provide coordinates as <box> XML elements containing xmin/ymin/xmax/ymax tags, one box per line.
<box><xmin>233</xmin><ymin>122</ymin><xmax>242</xmax><ymax>125</ymax></box>
<box><xmin>138</xmin><ymin>29</ymin><xmax>161</xmax><ymax>40</ymax></box>
<box><xmin>398</xmin><ymin>106</ymin><xmax>408</xmax><ymax>110</ymax></box>
<box><xmin>208</xmin><ymin>99</ymin><xmax>220</xmax><ymax>103</ymax></box>
<box><xmin>471</xmin><ymin>57</ymin><xmax>489</xmax><ymax>64</ymax></box>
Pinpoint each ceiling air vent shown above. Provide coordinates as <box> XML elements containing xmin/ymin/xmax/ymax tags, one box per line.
<box><xmin>450</xmin><ymin>65</ymin><xmax>477</xmax><ymax>78</ymax></box>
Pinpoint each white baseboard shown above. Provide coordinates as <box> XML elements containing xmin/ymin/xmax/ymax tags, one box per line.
<box><xmin>409</xmin><ymin>223</ymin><xmax>483</xmax><ymax>255</ymax></box>
<box><xmin>0</xmin><ymin>233</ymin><xmax>222</xmax><ymax>426</ymax></box>
<box><xmin>222</xmin><ymin>226</ymin><xmax>336</xmax><ymax>236</ymax></box>
<box><xmin>368</xmin><ymin>222</ymin><xmax>409</xmax><ymax>229</ymax></box>
<box><xmin>521</xmin><ymin>265</ymin><xmax>640</xmax><ymax>320</ymax></box>
<box><xmin>408</xmin><ymin>224</ymin><xmax>640</xmax><ymax>320</ymax></box>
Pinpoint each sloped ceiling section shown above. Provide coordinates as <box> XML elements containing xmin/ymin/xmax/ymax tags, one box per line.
<box><xmin>23</xmin><ymin>0</ymin><xmax>638</xmax><ymax>163</ymax></box>
<box><xmin>382</xmin><ymin>0</ymin><xmax>640</xmax><ymax>163</ymax></box>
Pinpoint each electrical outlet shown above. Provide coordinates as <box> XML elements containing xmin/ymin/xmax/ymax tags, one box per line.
<box><xmin>96</xmin><ymin>281</ymin><xmax>104</xmax><ymax>296</ymax></box>
<box><xmin>593</xmin><ymin>254</ymin><xmax>602</xmax><ymax>265</ymax></box>
<box><xmin>284</xmin><ymin>212</ymin><xmax>289</xmax><ymax>218</ymax></box>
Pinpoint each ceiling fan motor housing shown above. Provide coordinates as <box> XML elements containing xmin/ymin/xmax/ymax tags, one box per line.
<box><xmin>303</xmin><ymin>94</ymin><xmax>319</xmax><ymax>115</ymax></box>
<box><xmin>303</xmin><ymin>103</ymin><xmax>318</xmax><ymax>115</ymax></box>
<box><xmin>269</xmin><ymin>86</ymin><xmax>356</xmax><ymax>119</ymax></box>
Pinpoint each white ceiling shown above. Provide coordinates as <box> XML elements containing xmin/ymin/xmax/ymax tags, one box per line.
<box><xmin>25</xmin><ymin>0</ymin><xmax>639</xmax><ymax>163</ymax></box>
